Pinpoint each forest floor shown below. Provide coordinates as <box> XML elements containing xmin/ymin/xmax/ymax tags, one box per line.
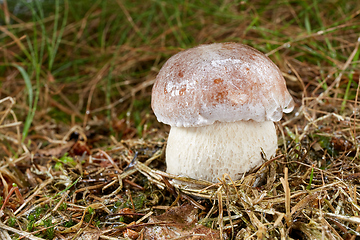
<box><xmin>1</xmin><ymin>0</ymin><xmax>360</xmax><ymax>239</ymax></box>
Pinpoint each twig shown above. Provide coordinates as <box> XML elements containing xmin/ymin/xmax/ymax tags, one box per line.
<box><xmin>217</xmin><ymin>188</ymin><xmax>224</xmax><ymax>240</ymax></box>
<box><xmin>280</xmin><ymin>167</ymin><xmax>291</xmax><ymax>227</ymax></box>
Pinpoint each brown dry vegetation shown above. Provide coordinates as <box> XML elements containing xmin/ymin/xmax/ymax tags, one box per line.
<box><xmin>0</xmin><ymin>0</ymin><xmax>360</xmax><ymax>239</ymax></box>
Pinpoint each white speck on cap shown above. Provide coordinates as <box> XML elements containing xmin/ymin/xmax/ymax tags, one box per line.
<box><xmin>151</xmin><ymin>42</ymin><xmax>294</xmax><ymax>127</ymax></box>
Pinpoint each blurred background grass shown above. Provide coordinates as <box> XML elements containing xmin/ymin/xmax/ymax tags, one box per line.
<box><xmin>1</xmin><ymin>0</ymin><xmax>359</xmax><ymax>148</ymax></box>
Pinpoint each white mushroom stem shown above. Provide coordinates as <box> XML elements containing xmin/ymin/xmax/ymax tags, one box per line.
<box><xmin>166</xmin><ymin>120</ymin><xmax>277</xmax><ymax>183</ymax></box>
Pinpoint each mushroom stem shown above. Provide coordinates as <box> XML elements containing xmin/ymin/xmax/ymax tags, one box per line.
<box><xmin>166</xmin><ymin>120</ymin><xmax>277</xmax><ymax>183</ymax></box>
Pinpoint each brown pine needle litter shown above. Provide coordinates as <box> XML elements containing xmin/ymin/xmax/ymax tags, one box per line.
<box><xmin>1</xmin><ymin>0</ymin><xmax>360</xmax><ymax>239</ymax></box>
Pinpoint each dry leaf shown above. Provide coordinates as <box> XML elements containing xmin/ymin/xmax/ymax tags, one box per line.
<box><xmin>143</xmin><ymin>204</ymin><xmax>226</xmax><ymax>240</ymax></box>
<box><xmin>123</xmin><ymin>229</ymin><xmax>139</xmax><ymax>240</ymax></box>
<box><xmin>36</xmin><ymin>141</ymin><xmax>74</xmax><ymax>157</ymax></box>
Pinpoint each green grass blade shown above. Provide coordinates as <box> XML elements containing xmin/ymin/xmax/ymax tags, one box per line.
<box><xmin>306</xmin><ymin>167</ymin><xmax>314</xmax><ymax>190</ymax></box>
<box><xmin>49</xmin><ymin>0</ymin><xmax>67</xmax><ymax>70</ymax></box>
<box><xmin>11</xmin><ymin>64</ymin><xmax>33</xmax><ymax>141</ymax></box>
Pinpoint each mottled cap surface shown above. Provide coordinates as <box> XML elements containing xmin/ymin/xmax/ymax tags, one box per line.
<box><xmin>151</xmin><ymin>42</ymin><xmax>294</xmax><ymax>127</ymax></box>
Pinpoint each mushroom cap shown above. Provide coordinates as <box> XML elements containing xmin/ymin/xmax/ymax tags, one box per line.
<box><xmin>151</xmin><ymin>42</ymin><xmax>294</xmax><ymax>127</ymax></box>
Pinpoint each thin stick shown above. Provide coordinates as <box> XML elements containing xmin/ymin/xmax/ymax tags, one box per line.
<box><xmin>217</xmin><ymin>188</ymin><xmax>224</xmax><ymax>240</ymax></box>
<box><xmin>280</xmin><ymin>167</ymin><xmax>291</xmax><ymax>227</ymax></box>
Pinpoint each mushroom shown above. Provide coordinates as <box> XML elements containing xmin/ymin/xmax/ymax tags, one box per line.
<box><xmin>151</xmin><ymin>42</ymin><xmax>294</xmax><ymax>183</ymax></box>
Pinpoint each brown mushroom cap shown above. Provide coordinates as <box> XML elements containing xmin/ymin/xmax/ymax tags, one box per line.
<box><xmin>151</xmin><ymin>42</ymin><xmax>294</xmax><ymax>127</ymax></box>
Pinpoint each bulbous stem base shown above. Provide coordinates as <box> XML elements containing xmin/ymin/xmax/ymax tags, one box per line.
<box><xmin>166</xmin><ymin>120</ymin><xmax>277</xmax><ymax>183</ymax></box>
